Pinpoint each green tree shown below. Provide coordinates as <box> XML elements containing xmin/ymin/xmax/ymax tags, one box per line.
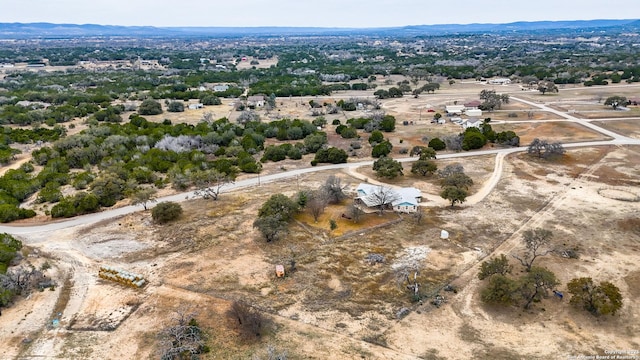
<box><xmin>371</xmin><ymin>140</ymin><xmax>392</xmax><ymax>158</ymax></box>
<box><xmin>441</xmin><ymin>173</ymin><xmax>473</xmax><ymax>190</ymax></box>
<box><xmin>567</xmin><ymin>277</ymin><xmax>623</xmax><ymax>316</ymax></box>
<box><xmin>258</xmin><ymin>194</ymin><xmax>298</xmax><ymax>222</ymax></box>
<box><xmin>380</xmin><ymin>115</ymin><xmax>396</xmax><ymax>132</ymax></box>
<box><xmin>481</xmin><ymin>274</ymin><xmax>519</xmax><ymax>305</ymax></box>
<box><xmin>152</xmin><ymin>201</ymin><xmax>183</xmax><ymax>224</ymax></box>
<box><xmin>130</xmin><ymin>187</ymin><xmax>157</xmax><ymax>210</ymax></box>
<box><xmin>440</xmin><ymin>186</ymin><xmax>468</xmax><ymax>207</ymax></box>
<box><xmin>138</xmin><ymin>99</ymin><xmax>163</xmax><ymax>115</ymax></box>
<box><xmin>537</xmin><ymin>81</ymin><xmax>558</xmax><ymax>95</ymax></box>
<box><xmin>462</xmin><ymin>129</ymin><xmax>487</xmax><ymax>150</ymax></box>
<box><xmin>519</xmin><ymin>267</ymin><xmax>559</xmax><ymax>309</ymax></box>
<box><xmin>373</xmin><ymin>156</ymin><xmax>403</xmax><ymax>179</ymax></box>
<box><xmin>604</xmin><ymin>96</ymin><xmax>628</xmax><ymax>110</ymax></box>
<box><xmin>411</xmin><ymin>159</ymin><xmax>437</xmax><ymax>176</ymax></box>
<box><xmin>90</xmin><ymin>172</ymin><xmax>128</xmax><ymax>207</ymax></box>
<box><xmin>167</xmin><ymin>101</ymin><xmax>185</xmax><ymax>112</ymax></box>
<box><xmin>428</xmin><ymin>138</ymin><xmax>446</xmax><ymax>151</ymax></box>
<box><xmin>368</xmin><ymin>130</ymin><xmax>384</xmax><ymax>145</ymax></box>
<box><xmin>478</xmin><ymin>254</ymin><xmax>512</xmax><ymax>280</ymax></box>
<box><xmin>253</xmin><ymin>215</ymin><xmax>288</xmax><ymax>242</ymax></box>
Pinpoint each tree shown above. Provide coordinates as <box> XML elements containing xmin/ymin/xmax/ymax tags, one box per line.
<box><xmin>368</xmin><ymin>130</ymin><xmax>384</xmax><ymax>145</ymax></box>
<box><xmin>567</xmin><ymin>277</ymin><xmax>623</xmax><ymax>316</ymax></box>
<box><xmin>90</xmin><ymin>172</ymin><xmax>128</xmax><ymax>207</ymax></box>
<box><xmin>441</xmin><ymin>173</ymin><xmax>473</xmax><ymax>190</ymax></box>
<box><xmin>604</xmin><ymin>95</ymin><xmax>627</xmax><ymax>110</ymax></box>
<box><xmin>227</xmin><ymin>301</ymin><xmax>267</xmax><ymax>340</ymax></box>
<box><xmin>130</xmin><ymin>187</ymin><xmax>157</xmax><ymax>210</ymax></box>
<box><xmin>191</xmin><ymin>169</ymin><xmax>234</xmax><ymax>201</ymax></box>
<box><xmin>320</xmin><ymin>175</ymin><xmax>347</xmax><ymax>204</ymax></box>
<box><xmin>462</xmin><ymin>129</ymin><xmax>487</xmax><ymax>150</ymax></box>
<box><xmin>512</xmin><ymin>228</ymin><xmax>553</xmax><ymax>271</ymax></box>
<box><xmin>440</xmin><ymin>186</ymin><xmax>468</xmax><ymax>207</ymax></box>
<box><xmin>411</xmin><ymin>159</ymin><xmax>437</xmax><ymax>176</ymax></box>
<box><xmin>373</xmin><ymin>156</ymin><xmax>403</xmax><ymax>179</ymax></box>
<box><xmin>138</xmin><ymin>99</ymin><xmax>163</xmax><ymax>115</ymax></box>
<box><xmin>152</xmin><ymin>202</ymin><xmax>183</xmax><ymax>224</ymax></box>
<box><xmin>306</xmin><ymin>190</ymin><xmax>328</xmax><ymax>223</ymax></box>
<box><xmin>428</xmin><ymin>137</ymin><xmax>446</xmax><ymax>151</ymax></box>
<box><xmin>481</xmin><ymin>274</ymin><xmax>519</xmax><ymax>305</ymax></box>
<box><xmin>158</xmin><ymin>308</ymin><xmax>209</xmax><ymax>359</ymax></box>
<box><xmin>528</xmin><ymin>138</ymin><xmax>565</xmax><ymax>159</ymax></box>
<box><xmin>167</xmin><ymin>101</ymin><xmax>185</xmax><ymax>112</ymax></box>
<box><xmin>345</xmin><ymin>202</ymin><xmax>364</xmax><ymax>223</ymax></box>
<box><xmin>371</xmin><ymin>140</ymin><xmax>392</xmax><ymax>158</ymax></box>
<box><xmin>479</xmin><ymin>89</ymin><xmax>508</xmax><ymax>111</ymax></box>
<box><xmin>478</xmin><ymin>254</ymin><xmax>512</xmax><ymax>280</ymax></box>
<box><xmin>258</xmin><ymin>194</ymin><xmax>298</xmax><ymax>222</ymax></box>
<box><xmin>519</xmin><ymin>266</ymin><xmax>559</xmax><ymax>309</ymax></box>
<box><xmin>537</xmin><ymin>81</ymin><xmax>558</xmax><ymax>95</ymax></box>
<box><xmin>363</xmin><ymin>186</ymin><xmax>400</xmax><ymax>215</ymax></box>
<box><xmin>253</xmin><ymin>215</ymin><xmax>289</xmax><ymax>242</ymax></box>
<box><xmin>438</xmin><ymin>163</ymin><xmax>464</xmax><ymax>178</ymax></box>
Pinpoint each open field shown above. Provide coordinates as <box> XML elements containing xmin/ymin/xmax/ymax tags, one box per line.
<box><xmin>2</xmin><ymin>79</ymin><xmax>640</xmax><ymax>359</ymax></box>
<box><xmin>2</xmin><ymin>144</ymin><xmax>640</xmax><ymax>359</ymax></box>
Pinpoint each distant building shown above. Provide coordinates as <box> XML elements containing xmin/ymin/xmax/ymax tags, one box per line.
<box><xmin>445</xmin><ymin>105</ymin><xmax>465</xmax><ymax>114</ymax></box>
<box><xmin>466</xmin><ymin>109</ymin><xmax>483</xmax><ymax>117</ymax></box>
<box><xmin>188</xmin><ymin>103</ymin><xmax>204</xmax><ymax>110</ymax></box>
<box><xmin>463</xmin><ymin>118</ymin><xmax>483</xmax><ymax>130</ymax></box>
<box><xmin>213</xmin><ymin>84</ymin><xmax>229</xmax><ymax>92</ymax></box>
<box><xmin>488</xmin><ymin>78</ymin><xmax>512</xmax><ymax>85</ymax></box>
<box><xmin>464</xmin><ymin>100</ymin><xmax>482</xmax><ymax>109</ymax></box>
<box><xmin>247</xmin><ymin>95</ymin><xmax>265</xmax><ymax>108</ymax></box>
<box><xmin>355</xmin><ymin>183</ymin><xmax>422</xmax><ymax>214</ymax></box>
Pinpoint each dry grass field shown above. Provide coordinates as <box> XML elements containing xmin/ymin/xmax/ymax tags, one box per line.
<box><xmin>2</xmin><ymin>80</ymin><xmax>640</xmax><ymax>359</ymax></box>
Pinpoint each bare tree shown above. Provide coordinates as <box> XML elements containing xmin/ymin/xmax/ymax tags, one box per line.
<box><xmin>306</xmin><ymin>190</ymin><xmax>328</xmax><ymax>223</ymax></box>
<box><xmin>345</xmin><ymin>202</ymin><xmax>364</xmax><ymax>223</ymax></box>
<box><xmin>364</xmin><ymin>186</ymin><xmax>400</xmax><ymax>215</ymax></box>
<box><xmin>437</xmin><ymin>163</ymin><xmax>464</xmax><ymax>178</ymax></box>
<box><xmin>320</xmin><ymin>175</ymin><xmax>347</xmax><ymax>204</ymax></box>
<box><xmin>191</xmin><ymin>169</ymin><xmax>234</xmax><ymax>201</ymax></box>
<box><xmin>412</xmin><ymin>207</ymin><xmax>424</xmax><ymax>224</ymax></box>
<box><xmin>227</xmin><ymin>301</ymin><xmax>267</xmax><ymax>340</ymax></box>
<box><xmin>528</xmin><ymin>138</ymin><xmax>565</xmax><ymax>159</ymax></box>
<box><xmin>157</xmin><ymin>307</ymin><xmax>207</xmax><ymax>360</ymax></box>
<box><xmin>512</xmin><ymin>228</ymin><xmax>554</xmax><ymax>271</ymax></box>
<box><xmin>527</xmin><ymin>138</ymin><xmax>547</xmax><ymax>158</ymax></box>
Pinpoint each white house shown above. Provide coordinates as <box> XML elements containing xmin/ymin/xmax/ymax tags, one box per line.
<box><xmin>445</xmin><ymin>105</ymin><xmax>465</xmax><ymax>114</ymax></box>
<box><xmin>355</xmin><ymin>183</ymin><xmax>422</xmax><ymax>214</ymax></box>
<box><xmin>213</xmin><ymin>84</ymin><xmax>229</xmax><ymax>92</ymax></box>
<box><xmin>488</xmin><ymin>78</ymin><xmax>511</xmax><ymax>85</ymax></box>
<box><xmin>466</xmin><ymin>109</ymin><xmax>483</xmax><ymax>117</ymax></box>
<box><xmin>463</xmin><ymin>118</ymin><xmax>483</xmax><ymax>129</ymax></box>
<box><xmin>188</xmin><ymin>103</ymin><xmax>204</xmax><ymax>110</ymax></box>
<box><xmin>247</xmin><ymin>95</ymin><xmax>265</xmax><ymax>108</ymax></box>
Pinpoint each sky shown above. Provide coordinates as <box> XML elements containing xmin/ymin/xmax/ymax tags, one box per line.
<box><xmin>1</xmin><ymin>0</ymin><xmax>639</xmax><ymax>28</ymax></box>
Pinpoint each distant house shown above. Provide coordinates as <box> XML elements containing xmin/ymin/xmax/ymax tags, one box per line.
<box><xmin>445</xmin><ymin>105</ymin><xmax>465</xmax><ymax>115</ymax></box>
<box><xmin>247</xmin><ymin>95</ymin><xmax>265</xmax><ymax>108</ymax></box>
<box><xmin>463</xmin><ymin>118</ymin><xmax>483</xmax><ymax>129</ymax></box>
<box><xmin>188</xmin><ymin>103</ymin><xmax>204</xmax><ymax>110</ymax></box>
<box><xmin>464</xmin><ymin>100</ymin><xmax>481</xmax><ymax>109</ymax></box>
<box><xmin>488</xmin><ymin>78</ymin><xmax>511</xmax><ymax>85</ymax></box>
<box><xmin>213</xmin><ymin>84</ymin><xmax>229</xmax><ymax>92</ymax></box>
<box><xmin>355</xmin><ymin>183</ymin><xmax>422</xmax><ymax>214</ymax></box>
<box><xmin>466</xmin><ymin>109</ymin><xmax>483</xmax><ymax>117</ymax></box>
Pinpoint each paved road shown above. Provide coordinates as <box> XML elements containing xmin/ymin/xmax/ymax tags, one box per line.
<box><xmin>1</xmin><ymin>96</ymin><xmax>638</xmax><ymax>237</ymax></box>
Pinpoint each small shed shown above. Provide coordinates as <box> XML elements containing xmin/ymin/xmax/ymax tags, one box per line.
<box><xmin>440</xmin><ymin>230</ymin><xmax>449</xmax><ymax>239</ymax></box>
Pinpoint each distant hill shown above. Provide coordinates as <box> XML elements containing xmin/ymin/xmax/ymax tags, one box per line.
<box><xmin>0</xmin><ymin>19</ymin><xmax>638</xmax><ymax>38</ymax></box>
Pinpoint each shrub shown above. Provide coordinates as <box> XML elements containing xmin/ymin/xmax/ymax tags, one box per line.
<box><xmin>152</xmin><ymin>201</ymin><xmax>183</xmax><ymax>224</ymax></box>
